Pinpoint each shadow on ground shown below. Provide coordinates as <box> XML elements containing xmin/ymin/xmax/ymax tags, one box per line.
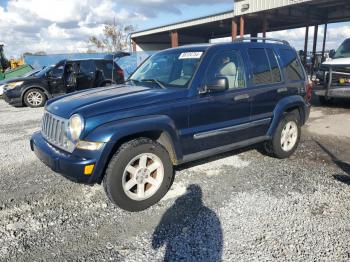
<box><xmin>152</xmin><ymin>184</ymin><xmax>223</xmax><ymax>262</ymax></box>
<box><xmin>315</xmin><ymin>140</ymin><xmax>350</xmax><ymax>184</ymax></box>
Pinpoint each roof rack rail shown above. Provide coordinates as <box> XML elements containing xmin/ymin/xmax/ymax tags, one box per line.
<box><xmin>233</xmin><ymin>37</ymin><xmax>290</xmax><ymax>46</ymax></box>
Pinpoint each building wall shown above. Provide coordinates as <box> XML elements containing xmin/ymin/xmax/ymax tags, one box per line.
<box><xmin>135</xmin><ymin>43</ymin><xmax>171</xmax><ymax>52</ymax></box>
<box><xmin>234</xmin><ymin>0</ymin><xmax>314</xmax><ymax>16</ymax></box>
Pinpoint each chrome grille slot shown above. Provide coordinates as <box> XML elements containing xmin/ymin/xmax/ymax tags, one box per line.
<box><xmin>41</xmin><ymin>112</ymin><xmax>69</xmax><ymax>152</ymax></box>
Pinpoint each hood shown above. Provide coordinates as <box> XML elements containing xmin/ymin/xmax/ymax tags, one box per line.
<box><xmin>46</xmin><ymin>85</ymin><xmax>188</xmax><ymax>119</ymax></box>
<box><xmin>322</xmin><ymin>57</ymin><xmax>350</xmax><ymax>66</ymax></box>
<box><xmin>0</xmin><ymin>76</ymin><xmax>38</xmax><ymax>85</ymax></box>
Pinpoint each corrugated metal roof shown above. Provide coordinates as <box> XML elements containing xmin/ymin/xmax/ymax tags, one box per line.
<box><xmin>131</xmin><ymin>11</ymin><xmax>234</xmax><ymax>38</ymax></box>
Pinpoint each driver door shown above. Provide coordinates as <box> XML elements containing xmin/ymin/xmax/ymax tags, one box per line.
<box><xmin>47</xmin><ymin>62</ymin><xmax>65</xmax><ymax>96</ymax></box>
<box><xmin>184</xmin><ymin>49</ymin><xmax>252</xmax><ymax>156</ymax></box>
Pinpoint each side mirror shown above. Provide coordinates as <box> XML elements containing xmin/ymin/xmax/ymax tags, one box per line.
<box><xmin>46</xmin><ymin>70</ymin><xmax>53</xmax><ymax>78</ymax></box>
<box><xmin>329</xmin><ymin>49</ymin><xmax>336</xmax><ymax>59</ymax></box>
<box><xmin>200</xmin><ymin>77</ymin><xmax>228</xmax><ymax>94</ymax></box>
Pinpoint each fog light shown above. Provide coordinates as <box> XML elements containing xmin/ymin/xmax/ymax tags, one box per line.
<box><xmin>84</xmin><ymin>164</ymin><xmax>95</xmax><ymax>175</ymax></box>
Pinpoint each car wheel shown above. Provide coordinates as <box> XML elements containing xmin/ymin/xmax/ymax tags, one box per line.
<box><xmin>265</xmin><ymin>112</ymin><xmax>301</xmax><ymax>159</ymax></box>
<box><xmin>24</xmin><ymin>88</ymin><xmax>46</xmax><ymax>108</ymax></box>
<box><xmin>103</xmin><ymin>138</ymin><xmax>174</xmax><ymax>212</ymax></box>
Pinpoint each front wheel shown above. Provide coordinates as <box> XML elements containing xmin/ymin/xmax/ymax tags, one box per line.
<box><xmin>103</xmin><ymin>138</ymin><xmax>174</xmax><ymax>212</ymax></box>
<box><xmin>264</xmin><ymin>112</ymin><xmax>301</xmax><ymax>159</ymax></box>
<box><xmin>24</xmin><ymin>88</ymin><xmax>47</xmax><ymax>108</ymax></box>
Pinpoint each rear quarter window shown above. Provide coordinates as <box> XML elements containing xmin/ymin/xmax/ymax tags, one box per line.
<box><xmin>279</xmin><ymin>49</ymin><xmax>305</xmax><ymax>81</ymax></box>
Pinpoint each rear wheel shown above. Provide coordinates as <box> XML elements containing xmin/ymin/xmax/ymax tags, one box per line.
<box><xmin>103</xmin><ymin>138</ymin><xmax>174</xmax><ymax>212</ymax></box>
<box><xmin>24</xmin><ymin>88</ymin><xmax>46</xmax><ymax>108</ymax></box>
<box><xmin>264</xmin><ymin>112</ymin><xmax>301</xmax><ymax>159</ymax></box>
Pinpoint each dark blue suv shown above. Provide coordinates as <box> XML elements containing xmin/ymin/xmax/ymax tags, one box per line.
<box><xmin>30</xmin><ymin>39</ymin><xmax>311</xmax><ymax>211</ymax></box>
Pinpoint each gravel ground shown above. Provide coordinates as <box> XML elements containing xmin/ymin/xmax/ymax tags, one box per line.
<box><xmin>0</xmin><ymin>99</ymin><xmax>350</xmax><ymax>261</ymax></box>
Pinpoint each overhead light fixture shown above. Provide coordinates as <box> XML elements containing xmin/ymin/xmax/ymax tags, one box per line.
<box><xmin>241</xmin><ymin>4</ymin><xmax>250</xmax><ymax>12</ymax></box>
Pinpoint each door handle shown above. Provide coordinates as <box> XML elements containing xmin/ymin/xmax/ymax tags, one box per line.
<box><xmin>234</xmin><ymin>94</ymin><xmax>250</xmax><ymax>101</ymax></box>
<box><xmin>277</xmin><ymin>87</ymin><xmax>288</xmax><ymax>93</ymax></box>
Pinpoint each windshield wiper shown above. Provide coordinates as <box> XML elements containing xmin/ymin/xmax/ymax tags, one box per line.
<box><xmin>140</xmin><ymin>78</ymin><xmax>166</xmax><ymax>89</ymax></box>
<box><xmin>125</xmin><ymin>78</ymin><xmax>140</xmax><ymax>85</ymax></box>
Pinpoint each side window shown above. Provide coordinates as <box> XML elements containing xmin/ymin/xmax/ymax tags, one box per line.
<box><xmin>206</xmin><ymin>50</ymin><xmax>245</xmax><ymax>89</ymax></box>
<box><xmin>279</xmin><ymin>49</ymin><xmax>305</xmax><ymax>81</ymax></box>
<box><xmin>79</xmin><ymin>60</ymin><xmax>95</xmax><ymax>75</ymax></box>
<box><xmin>105</xmin><ymin>62</ymin><xmax>113</xmax><ymax>70</ymax></box>
<box><xmin>51</xmin><ymin>65</ymin><xmax>64</xmax><ymax>78</ymax></box>
<box><xmin>248</xmin><ymin>48</ymin><xmax>272</xmax><ymax>85</ymax></box>
<box><xmin>266</xmin><ymin>49</ymin><xmax>282</xmax><ymax>83</ymax></box>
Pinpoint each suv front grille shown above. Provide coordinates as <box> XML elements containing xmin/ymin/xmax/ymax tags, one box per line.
<box><xmin>41</xmin><ymin>112</ymin><xmax>69</xmax><ymax>151</ymax></box>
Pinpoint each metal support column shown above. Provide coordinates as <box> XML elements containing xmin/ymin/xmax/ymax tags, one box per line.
<box><xmin>232</xmin><ymin>18</ymin><xmax>237</xmax><ymax>41</ymax></box>
<box><xmin>262</xmin><ymin>16</ymin><xmax>268</xmax><ymax>38</ymax></box>
<box><xmin>303</xmin><ymin>26</ymin><xmax>309</xmax><ymax>66</ymax></box>
<box><xmin>311</xmin><ymin>25</ymin><xmax>318</xmax><ymax>77</ymax></box>
<box><xmin>240</xmin><ymin>16</ymin><xmax>245</xmax><ymax>38</ymax></box>
<box><xmin>321</xmin><ymin>23</ymin><xmax>328</xmax><ymax>62</ymax></box>
<box><xmin>171</xmin><ymin>31</ymin><xmax>178</xmax><ymax>48</ymax></box>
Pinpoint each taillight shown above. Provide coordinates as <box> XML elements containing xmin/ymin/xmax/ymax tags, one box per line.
<box><xmin>305</xmin><ymin>80</ymin><xmax>313</xmax><ymax>102</ymax></box>
<box><xmin>116</xmin><ymin>68</ymin><xmax>124</xmax><ymax>82</ymax></box>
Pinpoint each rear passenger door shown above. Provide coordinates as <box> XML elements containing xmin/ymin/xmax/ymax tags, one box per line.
<box><xmin>247</xmin><ymin>47</ymin><xmax>284</xmax><ymax>137</ymax></box>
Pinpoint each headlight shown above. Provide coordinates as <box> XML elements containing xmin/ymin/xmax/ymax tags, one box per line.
<box><xmin>68</xmin><ymin>114</ymin><xmax>84</xmax><ymax>141</ymax></box>
<box><xmin>5</xmin><ymin>81</ymin><xmax>24</xmax><ymax>89</ymax></box>
<box><xmin>76</xmin><ymin>141</ymin><xmax>104</xmax><ymax>151</ymax></box>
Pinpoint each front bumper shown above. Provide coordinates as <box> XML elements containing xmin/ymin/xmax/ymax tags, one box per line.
<box><xmin>314</xmin><ymin>88</ymin><xmax>350</xmax><ymax>98</ymax></box>
<box><xmin>30</xmin><ymin>131</ymin><xmax>107</xmax><ymax>184</ymax></box>
<box><xmin>3</xmin><ymin>89</ymin><xmax>23</xmax><ymax>106</ymax></box>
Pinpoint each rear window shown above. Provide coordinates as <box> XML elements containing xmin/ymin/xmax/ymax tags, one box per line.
<box><xmin>248</xmin><ymin>48</ymin><xmax>281</xmax><ymax>86</ymax></box>
<box><xmin>279</xmin><ymin>49</ymin><xmax>305</xmax><ymax>81</ymax></box>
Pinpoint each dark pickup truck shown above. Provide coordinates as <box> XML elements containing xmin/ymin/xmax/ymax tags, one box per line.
<box><xmin>30</xmin><ymin>38</ymin><xmax>311</xmax><ymax>211</ymax></box>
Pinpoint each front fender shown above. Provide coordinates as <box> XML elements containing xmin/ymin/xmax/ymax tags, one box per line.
<box><xmin>84</xmin><ymin>115</ymin><xmax>183</xmax><ymax>160</ymax></box>
<box><xmin>267</xmin><ymin>95</ymin><xmax>309</xmax><ymax>137</ymax></box>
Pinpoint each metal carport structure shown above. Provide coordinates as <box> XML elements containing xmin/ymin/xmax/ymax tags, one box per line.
<box><xmin>131</xmin><ymin>0</ymin><xmax>350</xmax><ymax>64</ymax></box>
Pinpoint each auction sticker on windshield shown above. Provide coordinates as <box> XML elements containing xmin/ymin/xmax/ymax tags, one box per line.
<box><xmin>179</xmin><ymin>52</ymin><xmax>203</xmax><ymax>59</ymax></box>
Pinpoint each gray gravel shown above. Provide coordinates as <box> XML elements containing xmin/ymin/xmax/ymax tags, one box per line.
<box><xmin>0</xmin><ymin>99</ymin><xmax>350</xmax><ymax>261</ymax></box>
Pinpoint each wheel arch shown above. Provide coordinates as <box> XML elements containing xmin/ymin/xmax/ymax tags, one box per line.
<box><xmin>267</xmin><ymin>95</ymin><xmax>307</xmax><ymax>137</ymax></box>
<box><xmin>84</xmin><ymin>115</ymin><xmax>183</xmax><ymax>183</ymax></box>
<box><xmin>21</xmin><ymin>85</ymin><xmax>51</xmax><ymax>105</ymax></box>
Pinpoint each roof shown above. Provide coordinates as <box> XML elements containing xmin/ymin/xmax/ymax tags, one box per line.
<box><xmin>132</xmin><ymin>0</ymin><xmax>350</xmax><ymax>44</ymax></box>
<box><xmin>131</xmin><ymin>11</ymin><xmax>234</xmax><ymax>38</ymax></box>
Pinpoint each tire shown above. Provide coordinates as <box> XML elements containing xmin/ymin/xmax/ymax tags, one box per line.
<box><xmin>103</xmin><ymin>138</ymin><xmax>174</xmax><ymax>212</ymax></box>
<box><xmin>264</xmin><ymin>112</ymin><xmax>301</xmax><ymax>159</ymax></box>
<box><xmin>319</xmin><ymin>96</ymin><xmax>333</xmax><ymax>105</ymax></box>
<box><xmin>23</xmin><ymin>88</ymin><xmax>47</xmax><ymax>108</ymax></box>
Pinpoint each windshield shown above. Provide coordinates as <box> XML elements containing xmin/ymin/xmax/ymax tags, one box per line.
<box><xmin>128</xmin><ymin>50</ymin><xmax>204</xmax><ymax>88</ymax></box>
<box><xmin>34</xmin><ymin>66</ymin><xmax>53</xmax><ymax>77</ymax></box>
<box><xmin>334</xmin><ymin>39</ymin><xmax>350</xmax><ymax>59</ymax></box>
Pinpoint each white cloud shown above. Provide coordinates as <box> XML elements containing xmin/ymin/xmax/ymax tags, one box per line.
<box><xmin>0</xmin><ymin>0</ymin><xmax>348</xmax><ymax>58</ymax></box>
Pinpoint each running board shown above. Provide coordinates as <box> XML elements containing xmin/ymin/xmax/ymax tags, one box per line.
<box><xmin>179</xmin><ymin>136</ymin><xmax>270</xmax><ymax>165</ymax></box>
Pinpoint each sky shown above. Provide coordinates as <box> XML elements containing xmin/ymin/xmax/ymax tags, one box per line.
<box><xmin>0</xmin><ymin>0</ymin><xmax>349</xmax><ymax>57</ymax></box>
